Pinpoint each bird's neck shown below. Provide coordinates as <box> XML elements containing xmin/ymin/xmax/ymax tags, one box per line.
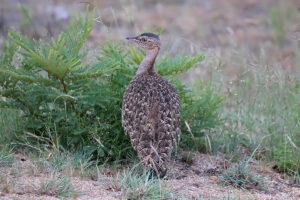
<box><xmin>136</xmin><ymin>47</ymin><xmax>159</xmax><ymax>75</ymax></box>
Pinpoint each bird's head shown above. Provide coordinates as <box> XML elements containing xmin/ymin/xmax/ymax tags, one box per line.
<box><xmin>126</xmin><ymin>32</ymin><xmax>161</xmax><ymax>52</ymax></box>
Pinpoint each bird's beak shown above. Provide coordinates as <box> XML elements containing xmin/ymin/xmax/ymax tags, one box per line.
<box><xmin>126</xmin><ymin>36</ymin><xmax>138</xmax><ymax>40</ymax></box>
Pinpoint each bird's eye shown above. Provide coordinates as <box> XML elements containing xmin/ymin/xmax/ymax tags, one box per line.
<box><xmin>141</xmin><ymin>38</ymin><xmax>146</xmax><ymax>42</ymax></box>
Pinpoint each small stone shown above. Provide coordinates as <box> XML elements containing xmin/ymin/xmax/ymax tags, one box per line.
<box><xmin>176</xmin><ymin>174</ymin><xmax>187</xmax><ymax>180</ymax></box>
<box><xmin>205</xmin><ymin>166</ymin><xmax>221</xmax><ymax>175</ymax></box>
<box><xmin>210</xmin><ymin>176</ymin><xmax>218</xmax><ymax>181</ymax></box>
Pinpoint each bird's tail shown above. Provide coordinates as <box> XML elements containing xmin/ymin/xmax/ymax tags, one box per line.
<box><xmin>137</xmin><ymin>100</ymin><xmax>174</xmax><ymax>178</ymax></box>
<box><xmin>137</xmin><ymin>130</ymin><xmax>172</xmax><ymax>178</ymax></box>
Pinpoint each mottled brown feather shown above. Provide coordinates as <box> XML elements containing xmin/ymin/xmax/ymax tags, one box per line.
<box><xmin>122</xmin><ymin>72</ymin><xmax>180</xmax><ymax>177</ymax></box>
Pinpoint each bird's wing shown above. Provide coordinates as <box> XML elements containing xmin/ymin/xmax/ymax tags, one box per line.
<box><xmin>155</xmin><ymin>81</ymin><xmax>181</xmax><ymax>149</ymax></box>
<box><xmin>122</xmin><ymin>76</ymin><xmax>154</xmax><ymax>151</ymax></box>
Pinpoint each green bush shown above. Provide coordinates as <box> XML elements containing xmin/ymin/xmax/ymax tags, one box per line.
<box><xmin>274</xmin><ymin>142</ymin><xmax>300</xmax><ymax>174</ymax></box>
<box><xmin>0</xmin><ymin>8</ymin><xmax>222</xmax><ymax>162</ymax></box>
<box><xmin>179</xmin><ymin>82</ymin><xmax>223</xmax><ymax>152</ymax></box>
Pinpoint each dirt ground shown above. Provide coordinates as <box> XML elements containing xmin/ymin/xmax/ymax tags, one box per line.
<box><xmin>1</xmin><ymin>153</ymin><xmax>299</xmax><ymax>200</ymax></box>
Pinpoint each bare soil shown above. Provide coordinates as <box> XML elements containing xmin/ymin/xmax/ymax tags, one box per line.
<box><xmin>1</xmin><ymin>153</ymin><xmax>299</xmax><ymax>200</ymax></box>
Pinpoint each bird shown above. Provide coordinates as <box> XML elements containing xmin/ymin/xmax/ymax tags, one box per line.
<box><xmin>122</xmin><ymin>33</ymin><xmax>181</xmax><ymax>178</ymax></box>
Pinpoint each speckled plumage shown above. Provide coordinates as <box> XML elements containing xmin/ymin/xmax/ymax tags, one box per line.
<box><xmin>122</xmin><ymin>33</ymin><xmax>180</xmax><ymax>177</ymax></box>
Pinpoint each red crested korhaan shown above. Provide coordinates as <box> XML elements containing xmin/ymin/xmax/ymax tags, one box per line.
<box><xmin>122</xmin><ymin>33</ymin><xmax>181</xmax><ymax>178</ymax></box>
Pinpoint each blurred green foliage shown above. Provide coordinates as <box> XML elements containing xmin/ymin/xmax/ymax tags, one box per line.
<box><xmin>270</xmin><ymin>4</ymin><xmax>298</xmax><ymax>47</ymax></box>
<box><xmin>214</xmin><ymin>64</ymin><xmax>300</xmax><ymax>174</ymax></box>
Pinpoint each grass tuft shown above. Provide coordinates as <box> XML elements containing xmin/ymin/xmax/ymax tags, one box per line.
<box><xmin>102</xmin><ymin>166</ymin><xmax>175</xmax><ymax>199</ymax></box>
<box><xmin>219</xmin><ymin>160</ymin><xmax>266</xmax><ymax>191</ymax></box>
<box><xmin>219</xmin><ymin>163</ymin><xmax>259</xmax><ymax>190</ymax></box>
<box><xmin>27</xmin><ymin>150</ymin><xmax>96</xmax><ymax>177</ymax></box>
<box><xmin>31</xmin><ymin>176</ymin><xmax>81</xmax><ymax>198</ymax></box>
<box><xmin>0</xmin><ymin>172</ymin><xmax>15</xmax><ymax>194</ymax></box>
<box><xmin>0</xmin><ymin>148</ymin><xmax>15</xmax><ymax>167</ymax></box>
